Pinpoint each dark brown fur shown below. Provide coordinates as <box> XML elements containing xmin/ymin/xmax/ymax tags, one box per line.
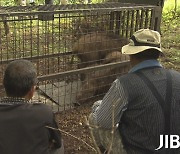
<box><xmin>76</xmin><ymin>51</ymin><xmax>130</xmax><ymax>104</ymax></box>
<box><xmin>72</xmin><ymin>32</ymin><xmax>129</xmax><ymax>69</ymax></box>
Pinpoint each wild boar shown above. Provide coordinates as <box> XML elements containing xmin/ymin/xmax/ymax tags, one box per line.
<box><xmin>76</xmin><ymin>51</ymin><xmax>130</xmax><ymax>104</ymax></box>
<box><xmin>72</xmin><ymin>32</ymin><xmax>129</xmax><ymax>69</ymax></box>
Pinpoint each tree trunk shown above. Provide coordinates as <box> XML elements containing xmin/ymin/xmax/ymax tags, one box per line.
<box><xmin>175</xmin><ymin>0</ymin><xmax>177</xmax><ymax>12</ymax></box>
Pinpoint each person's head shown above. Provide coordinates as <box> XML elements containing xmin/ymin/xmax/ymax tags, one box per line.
<box><xmin>122</xmin><ymin>29</ymin><xmax>163</xmax><ymax>66</ymax></box>
<box><xmin>3</xmin><ymin>60</ymin><xmax>37</xmax><ymax>100</ymax></box>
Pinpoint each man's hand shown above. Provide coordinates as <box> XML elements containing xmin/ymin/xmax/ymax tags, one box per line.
<box><xmin>92</xmin><ymin>100</ymin><xmax>102</xmax><ymax>113</ymax></box>
<box><xmin>49</xmin><ymin>139</ymin><xmax>57</xmax><ymax>150</ymax></box>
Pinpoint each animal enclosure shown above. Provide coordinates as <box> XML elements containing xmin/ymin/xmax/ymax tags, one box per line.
<box><xmin>0</xmin><ymin>3</ymin><xmax>162</xmax><ymax>111</ymax></box>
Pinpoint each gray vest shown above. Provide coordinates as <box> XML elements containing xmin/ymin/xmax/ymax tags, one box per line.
<box><xmin>119</xmin><ymin>67</ymin><xmax>180</xmax><ymax>154</ymax></box>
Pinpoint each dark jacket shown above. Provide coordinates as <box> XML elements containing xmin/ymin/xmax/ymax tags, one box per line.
<box><xmin>0</xmin><ymin>98</ymin><xmax>62</xmax><ymax>154</ymax></box>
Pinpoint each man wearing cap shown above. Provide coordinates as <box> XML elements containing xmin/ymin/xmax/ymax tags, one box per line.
<box><xmin>89</xmin><ymin>29</ymin><xmax>180</xmax><ymax>154</ymax></box>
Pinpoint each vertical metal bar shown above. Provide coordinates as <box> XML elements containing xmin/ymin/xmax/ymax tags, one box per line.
<box><xmin>37</xmin><ymin>17</ymin><xmax>40</xmax><ymax>76</ymax></box>
<box><xmin>30</xmin><ymin>16</ymin><xmax>33</xmax><ymax>59</ymax></box>
<box><xmin>144</xmin><ymin>9</ymin><xmax>149</xmax><ymax>29</ymax></box>
<box><xmin>118</xmin><ymin>10</ymin><xmax>123</xmax><ymax>36</ymax></box>
<box><xmin>5</xmin><ymin>18</ymin><xmax>9</xmax><ymax>61</ymax></box>
<box><xmin>55</xmin><ymin>79</ymin><xmax>59</xmax><ymax>112</ymax></box>
<box><xmin>45</xmin><ymin>20</ymin><xmax>50</xmax><ymax>74</ymax></box>
<box><xmin>48</xmin><ymin>20</ymin><xmax>50</xmax><ymax>74</ymax></box>
<box><xmin>0</xmin><ymin>22</ymin><xmax>2</xmax><ymax>63</ymax></box>
<box><xmin>150</xmin><ymin>9</ymin><xmax>155</xmax><ymax>30</ymax></box>
<box><xmin>0</xmin><ymin>20</ymin><xmax>3</xmax><ymax>87</ymax></box>
<box><xmin>135</xmin><ymin>9</ymin><xmax>140</xmax><ymax>32</ymax></box>
<box><xmin>109</xmin><ymin>11</ymin><xmax>114</xmax><ymax>33</ymax></box>
<box><xmin>148</xmin><ymin>10</ymin><xmax>152</xmax><ymax>29</ymax></box>
<box><xmin>139</xmin><ymin>9</ymin><xmax>145</xmax><ymax>29</ymax></box>
<box><xmin>121</xmin><ymin>10</ymin><xmax>126</xmax><ymax>37</ymax></box>
<box><xmin>63</xmin><ymin>78</ymin><xmax>67</xmax><ymax>110</ymax></box>
<box><xmin>130</xmin><ymin>10</ymin><xmax>135</xmax><ymax>37</ymax></box>
<box><xmin>25</xmin><ymin>17</ymin><xmax>28</xmax><ymax>58</ymax></box>
<box><xmin>18</xmin><ymin>17</ymin><xmax>21</xmax><ymax>58</ymax></box>
<box><xmin>43</xmin><ymin>21</ymin><xmax>46</xmax><ymax>75</ymax></box>
<box><xmin>51</xmin><ymin>18</ymin><xmax>55</xmax><ymax>73</ymax></box>
<box><xmin>22</xmin><ymin>18</ymin><xmax>25</xmax><ymax>57</ymax></box>
<box><xmin>153</xmin><ymin>6</ymin><xmax>162</xmax><ymax>32</ymax></box>
<box><xmin>52</xmin><ymin>80</ymin><xmax>55</xmax><ymax>111</ymax></box>
<box><xmin>102</xmin><ymin>12</ymin><xmax>106</xmax><ymax>33</ymax></box>
<box><xmin>115</xmin><ymin>11</ymin><xmax>121</xmax><ymax>35</ymax></box>
<box><xmin>0</xmin><ymin>21</ymin><xmax>1</xmax><ymax>47</ymax></box>
<box><xmin>58</xmin><ymin>13</ymin><xmax>61</xmax><ymax>73</ymax></box>
<box><xmin>125</xmin><ymin>10</ymin><xmax>130</xmax><ymax>38</ymax></box>
<box><xmin>66</xmin><ymin>13</ymin><xmax>69</xmax><ymax>70</ymax></box>
<box><xmin>13</xmin><ymin>16</ymin><xmax>17</xmax><ymax>59</ymax></box>
<box><xmin>64</xmin><ymin>13</ymin><xmax>67</xmax><ymax>71</ymax></box>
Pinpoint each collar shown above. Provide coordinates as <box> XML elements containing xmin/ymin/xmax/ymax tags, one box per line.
<box><xmin>129</xmin><ymin>59</ymin><xmax>163</xmax><ymax>73</ymax></box>
<box><xmin>0</xmin><ymin>97</ymin><xmax>29</xmax><ymax>105</ymax></box>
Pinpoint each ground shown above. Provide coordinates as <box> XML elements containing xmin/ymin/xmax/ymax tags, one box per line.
<box><xmin>56</xmin><ymin>102</ymin><xmax>94</xmax><ymax>154</ymax></box>
<box><xmin>56</xmin><ymin>12</ymin><xmax>180</xmax><ymax>154</ymax></box>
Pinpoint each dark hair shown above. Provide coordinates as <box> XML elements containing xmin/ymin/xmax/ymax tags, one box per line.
<box><xmin>3</xmin><ymin>60</ymin><xmax>37</xmax><ymax>97</ymax></box>
<box><xmin>133</xmin><ymin>49</ymin><xmax>161</xmax><ymax>60</ymax></box>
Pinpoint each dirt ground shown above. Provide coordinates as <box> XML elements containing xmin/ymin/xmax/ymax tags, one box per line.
<box><xmin>56</xmin><ymin>101</ymin><xmax>95</xmax><ymax>154</ymax></box>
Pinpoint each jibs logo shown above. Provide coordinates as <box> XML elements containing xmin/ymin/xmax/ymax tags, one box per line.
<box><xmin>155</xmin><ymin>135</ymin><xmax>180</xmax><ymax>150</ymax></box>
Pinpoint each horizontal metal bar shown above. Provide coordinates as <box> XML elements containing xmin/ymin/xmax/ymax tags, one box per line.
<box><xmin>0</xmin><ymin>60</ymin><xmax>130</xmax><ymax>90</ymax></box>
<box><xmin>0</xmin><ymin>52</ymin><xmax>73</xmax><ymax>65</ymax></box>
<box><xmin>0</xmin><ymin>4</ymin><xmax>157</xmax><ymax>16</ymax></box>
<box><xmin>38</xmin><ymin>60</ymin><xmax>130</xmax><ymax>81</ymax></box>
<box><xmin>0</xmin><ymin>13</ymin><xmax>90</xmax><ymax>22</ymax></box>
<box><xmin>0</xmin><ymin>3</ymin><xmax>155</xmax><ymax>12</ymax></box>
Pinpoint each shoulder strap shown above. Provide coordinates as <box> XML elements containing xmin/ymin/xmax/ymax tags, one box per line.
<box><xmin>136</xmin><ymin>70</ymin><xmax>172</xmax><ymax>135</ymax></box>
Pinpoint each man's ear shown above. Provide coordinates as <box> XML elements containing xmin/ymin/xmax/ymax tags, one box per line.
<box><xmin>26</xmin><ymin>86</ymin><xmax>36</xmax><ymax>100</ymax></box>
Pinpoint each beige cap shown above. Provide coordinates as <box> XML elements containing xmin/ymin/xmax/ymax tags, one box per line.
<box><xmin>122</xmin><ymin>29</ymin><xmax>162</xmax><ymax>55</ymax></box>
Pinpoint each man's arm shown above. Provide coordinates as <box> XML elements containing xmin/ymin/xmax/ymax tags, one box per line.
<box><xmin>48</xmin><ymin>115</ymin><xmax>62</xmax><ymax>149</ymax></box>
<box><xmin>92</xmin><ymin>79</ymin><xmax>128</xmax><ymax>129</ymax></box>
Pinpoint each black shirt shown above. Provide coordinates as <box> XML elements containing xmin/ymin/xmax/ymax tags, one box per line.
<box><xmin>0</xmin><ymin>97</ymin><xmax>62</xmax><ymax>154</ymax></box>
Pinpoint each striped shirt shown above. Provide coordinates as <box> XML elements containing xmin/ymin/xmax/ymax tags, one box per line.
<box><xmin>92</xmin><ymin>59</ymin><xmax>163</xmax><ymax>129</ymax></box>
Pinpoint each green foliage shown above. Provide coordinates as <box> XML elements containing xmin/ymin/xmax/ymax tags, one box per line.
<box><xmin>162</xmin><ymin>9</ymin><xmax>180</xmax><ymax>24</ymax></box>
<box><xmin>0</xmin><ymin>0</ymin><xmax>62</xmax><ymax>6</ymax></box>
<box><xmin>161</xmin><ymin>0</ymin><xmax>180</xmax><ymax>71</ymax></box>
<box><xmin>161</xmin><ymin>0</ymin><xmax>180</xmax><ymax>36</ymax></box>
<box><xmin>161</xmin><ymin>0</ymin><xmax>180</xmax><ymax>35</ymax></box>
<box><xmin>1</xmin><ymin>0</ymin><xmax>14</xmax><ymax>6</ymax></box>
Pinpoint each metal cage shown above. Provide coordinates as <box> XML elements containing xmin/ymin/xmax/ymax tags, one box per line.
<box><xmin>0</xmin><ymin>2</ymin><xmax>162</xmax><ymax>111</ymax></box>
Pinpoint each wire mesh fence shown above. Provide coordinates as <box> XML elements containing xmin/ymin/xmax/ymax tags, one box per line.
<box><xmin>0</xmin><ymin>2</ymin><xmax>162</xmax><ymax>111</ymax></box>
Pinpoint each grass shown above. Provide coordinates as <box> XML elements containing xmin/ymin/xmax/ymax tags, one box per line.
<box><xmin>160</xmin><ymin>0</ymin><xmax>180</xmax><ymax>71</ymax></box>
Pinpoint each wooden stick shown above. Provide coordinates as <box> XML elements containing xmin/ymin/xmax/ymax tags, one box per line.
<box><xmin>46</xmin><ymin>125</ymin><xmax>96</xmax><ymax>152</ymax></box>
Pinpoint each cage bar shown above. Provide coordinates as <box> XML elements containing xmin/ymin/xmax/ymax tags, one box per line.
<box><xmin>0</xmin><ymin>2</ymin><xmax>161</xmax><ymax>111</ymax></box>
